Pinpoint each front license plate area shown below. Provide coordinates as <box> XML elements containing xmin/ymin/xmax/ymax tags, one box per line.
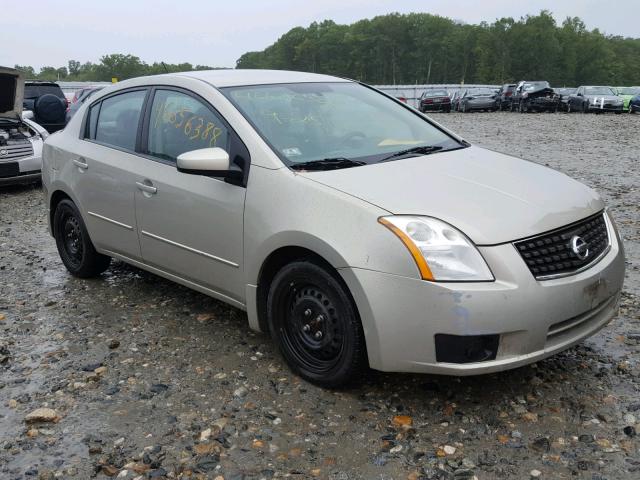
<box><xmin>0</xmin><ymin>162</ymin><xmax>19</xmax><ymax>178</ymax></box>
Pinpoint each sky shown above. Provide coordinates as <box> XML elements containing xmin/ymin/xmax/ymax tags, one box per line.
<box><xmin>0</xmin><ymin>0</ymin><xmax>636</xmax><ymax>70</ymax></box>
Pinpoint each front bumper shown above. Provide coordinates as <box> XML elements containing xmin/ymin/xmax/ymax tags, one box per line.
<box><xmin>586</xmin><ymin>104</ymin><xmax>623</xmax><ymax>113</ymax></box>
<box><xmin>340</xmin><ymin>212</ymin><xmax>625</xmax><ymax>375</ymax></box>
<box><xmin>0</xmin><ymin>143</ymin><xmax>42</xmax><ymax>186</ymax></box>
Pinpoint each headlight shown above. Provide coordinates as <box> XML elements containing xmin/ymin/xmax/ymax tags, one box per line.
<box><xmin>379</xmin><ymin>216</ymin><xmax>494</xmax><ymax>282</ymax></box>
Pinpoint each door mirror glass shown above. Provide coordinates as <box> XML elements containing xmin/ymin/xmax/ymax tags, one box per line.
<box><xmin>177</xmin><ymin>147</ymin><xmax>230</xmax><ymax>176</ymax></box>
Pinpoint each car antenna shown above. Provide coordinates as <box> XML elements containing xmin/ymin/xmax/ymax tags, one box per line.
<box><xmin>161</xmin><ymin>62</ymin><xmax>169</xmax><ymax>73</ymax></box>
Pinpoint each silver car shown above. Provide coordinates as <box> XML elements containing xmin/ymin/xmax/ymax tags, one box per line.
<box><xmin>0</xmin><ymin>67</ymin><xmax>48</xmax><ymax>186</ymax></box>
<box><xmin>41</xmin><ymin>70</ymin><xmax>625</xmax><ymax>387</ymax></box>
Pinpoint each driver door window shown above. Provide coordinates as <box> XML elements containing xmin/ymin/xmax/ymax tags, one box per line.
<box><xmin>147</xmin><ymin>90</ymin><xmax>229</xmax><ymax>163</ymax></box>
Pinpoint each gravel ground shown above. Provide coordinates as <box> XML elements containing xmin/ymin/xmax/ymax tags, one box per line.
<box><xmin>1</xmin><ymin>112</ymin><xmax>639</xmax><ymax>480</ymax></box>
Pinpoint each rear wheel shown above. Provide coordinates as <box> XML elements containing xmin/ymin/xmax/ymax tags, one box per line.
<box><xmin>53</xmin><ymin>199</ymin><xmax>111</xmax><ymax>277</ymax></box>
<box><xmin>267</xmin><ymin>261</ymin><xmax>366</xmax><ymax>387</ymax></box>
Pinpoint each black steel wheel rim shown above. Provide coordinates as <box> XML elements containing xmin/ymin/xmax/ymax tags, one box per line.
<box><xmin>62</xmin><ymin>214</ymin><xmax>83</xmax><ymax>267</ymax></box>
<box><xmin>278</xmin><ymin>282</ymin><xmax>345</xmax><ymax>374</ymax></box>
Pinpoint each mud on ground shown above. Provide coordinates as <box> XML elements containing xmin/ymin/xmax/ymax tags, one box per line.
<box><xmin>1</xmin><ymin>112</ymin><xmax>639</xmax><ymax>479</ymax></box>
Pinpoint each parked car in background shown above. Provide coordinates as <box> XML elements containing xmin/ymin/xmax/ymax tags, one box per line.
<box><xmin>567</xmin><ymin>86</ymin><xmax>623</xmax><ymax>113</ymax></box>
<box><xmin>42</xmin><ymin>70</ymin><xmax>625</xmax><ymax>386</ymax></box>
<box><xmin>418</xmin><ymin>89</ymin><xmax>451</xmax><ymax>113</ymax></box>
<box><xmin>458</xmin><ymin>87</ymin><xmax>497</xmax><ymax>112</ymax></box>
<box><xmin>614</xmin><ymin>86</ymin><xmax>640</xmax><ymax>112</ymax></box>
<box><xmin>554</xmin><ymin>87</ymin><xmax>577</xmax><ymax>112</ymax></box>
<box><xmin>511</xmin><ymin>81</ymin><xmax>559</xmax><ymax>113</ymax></box>
<box><xmin>495</xmin><ymin>84</ymin><xmax>516</xmax><ymax>110</ymax></box>
<box><xmin>0</xmin><ymin>67</ymin><xmax>48</xmax><ymax>186</ymax></box>
<box><xmin>66</xmin><ymin>87</ymin><xmax>105</xmax><ymax>122</ymax></box>
<box><xmin>450</xmin><ymin>90</ymin><xmax>463</xmax><ymax>111</ymax></box>
<box><xmin>629</xmin><ymin>94</ymin><xmax>640</xmax><ymax>113</ymax></box>
<box><xmin>23</xmin><ymin>81</ymin><xmax>68</xmax><ymax>133</ymax></box>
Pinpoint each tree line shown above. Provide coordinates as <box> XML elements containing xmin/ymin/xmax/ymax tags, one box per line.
<box><xmin>14</xmin><ymin>11</ymin><xmax>640</xmax><ymax>87</ymax></box>
<box><xmin>236</xmin><ymin>11</ymin><xmax>640</xmax><ymax>86</ymax></box>
<box><xmin>14</xmin><ymin>54</ymin><xmax>223</xmax><ymax>82</ymax></box>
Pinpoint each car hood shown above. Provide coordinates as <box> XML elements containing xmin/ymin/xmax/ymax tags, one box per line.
<box><xmin>0</xmin><ymin>67</ymin><xmax>24</xmax><ymax>120</ymax></box>
<box><xmin>298</xmin><ymin>146</ymin><xmax>604</xmax><ymax>245</ymax></box>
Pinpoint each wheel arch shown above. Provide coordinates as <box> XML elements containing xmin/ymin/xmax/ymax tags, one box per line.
<box><xmin>49</xmin><ymin>188</ymin><xmax>78</xmax><ymax>237</ymax></box>
<box><xmin>255</xmin><ymin>244</ymin><xmax>349</xmax><ymax>334</ymax></box>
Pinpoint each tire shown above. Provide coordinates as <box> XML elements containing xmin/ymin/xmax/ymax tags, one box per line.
<box><xmin>53</xmin><ymin>199</ymin><xmax>111</xmax><ymax>278</ymax></box>
<box><xmin>582</xmin><ymin>102</ymin><xmax>589</xmax><ymax>113</ymax></box>
<box><xmin>519</xmin><ymin>101</ymin><xmax>526</xmax><ymax>113</ymax></box>
<box><xmin>267</xmin><ymin>260</ymin><xmax>366</xmax><ymax>387</ymax></box>
<box><xmin>34</xmin><ymin>94</ymin><xmax>66</xmax><ymax>124</ymax></box>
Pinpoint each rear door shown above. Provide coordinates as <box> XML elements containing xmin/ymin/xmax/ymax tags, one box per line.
<box><xmin>71</xmin><ymin>88</ymin><xmax>149</xmax><ymax>260</ymax></box>
<box><xmin>133</xmin><ymin>87</ymin><xmax>248</xmax><ymax>303</ymax></box>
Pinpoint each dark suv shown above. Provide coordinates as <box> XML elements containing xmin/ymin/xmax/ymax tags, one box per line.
<box><xmin>23</xmin><ymin>81</ymin><xmax>68</xmax><ymax>133</ymax></box>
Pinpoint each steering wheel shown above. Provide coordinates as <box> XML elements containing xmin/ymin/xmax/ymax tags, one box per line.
<box><xmin>338</xmin><ymin>131</ymin><xmax>368</xmax><ymax>148</ymax></box>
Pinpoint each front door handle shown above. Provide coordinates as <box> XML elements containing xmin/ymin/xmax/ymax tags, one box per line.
<box><xmin>73</xmin><ymin>158</ymin><xmax>88</xmax><ymax>170</ymax></box>
<box><xmin>136</xmin><ymin>180</ymin><xmax>157</xmax><ymax>195</ymax></box>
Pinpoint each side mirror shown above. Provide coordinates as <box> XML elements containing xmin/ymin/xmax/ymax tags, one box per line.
<box><xmin>576</xmin><ymin>92</ymin><xmax>583</xmax><ymax>97</ymax></box>
<box><xmin>177</xmin><ymin>147</ymin><xmax>230</xmax><ymax>177</ymax></box>
<box><xmin>22</xmin><ymin>110</ymin><xmax>34</xmax><ymax>120</ymax></box>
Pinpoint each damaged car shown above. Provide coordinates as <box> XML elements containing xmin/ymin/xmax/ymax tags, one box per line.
<box><xmin>42</xmin><ymin>70</ymin><xmax>625</xmax><ymax>387</ymax></box>
<box><xmin>567</xmin><ymin>86</ymin><xmax>624</xmax><ymax>114</ymax></box>
<box><xmin>511</xmin><ymin>81</ymin><xmax>559</xmax><ymax>113</ymax></box>
<box><xmin>0</xmin><ymin>67</ymin><xmax>48</xmax><ymax>186</ymax></box>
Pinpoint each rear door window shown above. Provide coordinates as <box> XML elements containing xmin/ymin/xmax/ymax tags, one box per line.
<box><xmin>94</xmin><ymin>90</ymin><xmax>146</xmax><ymax>151</ymax></box>
<box><xmin>146</xmin><ymin>89</ymin><xmax>229</xmax><ymax>163</ymax></box>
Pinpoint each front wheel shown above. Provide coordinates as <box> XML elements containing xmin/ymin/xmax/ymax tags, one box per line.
<box><xmin>267</xmin><ymin>261</ymin><xmax>366</xmax><ymax>387</ymax></box>
<box><xmin>53</xmin><ymin>199</ymin><xmax>111</xmax><ymax>277</ymax></box>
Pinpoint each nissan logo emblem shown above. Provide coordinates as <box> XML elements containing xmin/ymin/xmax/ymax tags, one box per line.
<box><xmin>0</xmin><ymin>149</ymin><xmax>7</xmax><ymax>156</ymax></box>
<box><xmin>570</xmin><ymin>235</ymin><xmax>589</xmax><ymax>260</ymax></box>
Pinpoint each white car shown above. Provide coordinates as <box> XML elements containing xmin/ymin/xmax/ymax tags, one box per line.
<box><xmin>0</xmin><ymin>67</ymin><xmax>48</xmax><ymax>186</ymax></box>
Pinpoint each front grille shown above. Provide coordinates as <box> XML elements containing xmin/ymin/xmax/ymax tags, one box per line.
<box><xmin>514</xmin><ymin>212</ymin><xmax>610</xmax><ymax>279</ymax></box>
<box><xmin>0</xmin><ymin>142</ymin><xmax>34</xmax><ymax>162</ymax></box>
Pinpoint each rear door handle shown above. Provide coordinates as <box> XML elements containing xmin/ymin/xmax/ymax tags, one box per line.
<box><xmin>73</xmin><ymin>158</ymin><xmax>88</xmax><ymax>170</ymax></box>
<box><xmin>136</xmin><ymin>181</ymin><xmax>157</xmax><ymax>194</ymax></box>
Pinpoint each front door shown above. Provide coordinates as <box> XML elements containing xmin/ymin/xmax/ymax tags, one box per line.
<box><xmin>134</xmin><ymin>88</ymin><xmax>247</xmax><ymax>303</ymax></box>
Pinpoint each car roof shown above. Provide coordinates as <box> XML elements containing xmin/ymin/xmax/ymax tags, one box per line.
<box><xmin>25</xmin><ymin>81</ymin><xmax>60</xmax><ymax>86</ymax></box>
<box><xmin>168</xmin><ymin>69</ymin><xmax>352</xmax><ymax>87</ymax></box>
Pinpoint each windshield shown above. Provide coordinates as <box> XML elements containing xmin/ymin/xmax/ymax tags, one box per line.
<box><xmin>523</xmin><ymin>82</ymin><xmax>549</xmax><ymax>91</ymax></box>
<box><xmin>424</xmin><ymin>89</ymin><xmax>448</xmax><ymax>97</ymax></box>
<box><xmin>617</xmin><ymin>87</ymin><xmax>640</xmax><ymax>95</ymax></box>
<box><xmin>584</xmin><ymin>86</ymin><xmax>615</xmax><ymax>95</ymax></box>
<box><xmin>467</xmin><ymin>88</ymin><xmax>494</xmax><ymax>96</ymax></box>
<box><xmin>223</xmin><ymin>82</ymin><xmax>462</xmax><ymax>167</ymax></box>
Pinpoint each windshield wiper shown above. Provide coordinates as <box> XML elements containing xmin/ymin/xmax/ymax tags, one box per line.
<box><xmin>378</xmin><ymin>145</ymin><xmax>444</xmax><ymax>163</ymax></box>
<box><xmin>290</xmin><ymin>157</ymin><xmax>366</xmax><ymax>171</ymax></box>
